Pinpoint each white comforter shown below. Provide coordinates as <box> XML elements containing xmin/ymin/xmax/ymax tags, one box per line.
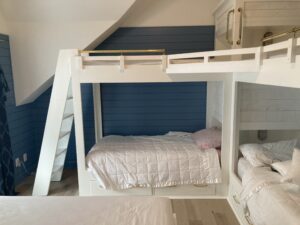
<box><xmin>86</xmin><ymin>134</ymin><xmax>221</xmax><ymax>190</ymax></box>
<box><xmin>241</xmin><ymin>168</ymin><xmax>300</xmax><ymax>225</ymax></box>
<box><xmin>0</xmin><ymin>197</ymin><xmax>175</xmax><ymax>225</ymax></box>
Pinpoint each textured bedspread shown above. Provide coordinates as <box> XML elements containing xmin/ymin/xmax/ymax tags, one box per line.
<box><xmin>86</xmin><ymin>135</ymin><xmax>221</xmax><ymax>190</ymax></box>
<box><xmin>241</xmin><ymin>168</ymin><xmax>300</xmax><ymax>225</ymax></box>
<box><xmin>0</xmin><ymin>197</ymin><xmax>175</xmax><ymax>225</ymax></box>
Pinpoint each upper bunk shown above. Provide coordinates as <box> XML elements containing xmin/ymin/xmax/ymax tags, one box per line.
<box><xmin>73</xmin><ymin>37</ymin><xmax>300</xmax><ymax>89</ymax></box>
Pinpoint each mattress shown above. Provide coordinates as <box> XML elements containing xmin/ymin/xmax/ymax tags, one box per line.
<box><xmin>0</xmin><ymin>196</ymin><xmax>175</xmax><ymax>225</ymax></box>
<box><xmin>86</xmin><ymin>134</ymin><xmax>222</xmax><ymax>190</ymax></box>
<box><xmin>240</xmin><ymin>168</ymin><xmax>300</xmax><ymax>225</ymax></box>
<box><xmin>237</xmin><ymin>157</ymin><xmax>254</xmax><ymax>180</ymax></box>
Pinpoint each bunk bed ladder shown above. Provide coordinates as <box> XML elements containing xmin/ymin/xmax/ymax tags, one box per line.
<box><xmin>32</xmin><ymin>50</ymin><xmax>78</xmax><ymax>196</ymax></box>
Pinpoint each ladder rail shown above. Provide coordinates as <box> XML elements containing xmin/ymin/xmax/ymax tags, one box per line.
<box><xmin>32</xmin><ymin>50</ymin><xmax>78</xmax><ymax>196</ymax></box>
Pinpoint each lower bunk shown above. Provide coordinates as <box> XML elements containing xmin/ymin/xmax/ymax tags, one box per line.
<box><xmin>81</xmin><ymin>129</ymin><xmax>223</xmax><ymax>196</ymax></box>
<box><xmin>230</xmin><ymin>138</ymin><xmax>300</xmax><ymax>225</ymax></box>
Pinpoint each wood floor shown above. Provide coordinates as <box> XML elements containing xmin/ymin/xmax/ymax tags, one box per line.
<box><xmin>16</xmin><ymin>170</ymin><xmax>240</xmax><ymax>225</ymax></box>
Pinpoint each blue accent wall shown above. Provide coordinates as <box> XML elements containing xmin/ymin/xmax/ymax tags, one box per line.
<box><xmin>0</xmin><ymin>34</ymin><xmax>36</xmax><ymax>184</ymax></box>
<box><xmin>101</xmin><ymin>83</ymin><xmax>207</xmax><ymax>136</ymax></box>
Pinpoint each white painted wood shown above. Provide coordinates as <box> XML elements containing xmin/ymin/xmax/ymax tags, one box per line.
<box><xmin>154</xmin><ymin>184</ymin><xmax>216</xmax><ymax>197</ymax></box>
<box><xmin>92</xmin><ymin>83</ymin><xmax>103</xmax><ymax>143</ymax></box>
<box><xmin>227</xmin><ymin>173</ymin><xmax>250</xmax><ymax>225</ymax></box>
<box><xmin>206</xmin><ymin>81</ymin><xmax>224</xmax><ymax>128</ymax></box>
<box><xmin>32</xmin><ymin>50</ymin><xmax>78</xmax><ymax>196</ymax></box>
<box><xmin>71</xmin><ymin>56</ymin><xmax>90</xmax><ymax>196</ymax></box>
<box><xmin>287</xmin><ymin>37</ymin><xmax>297</xmax><ymax>63</ymax></box>
<box><xmin>244</xmin><ymin>0</ymin><xmax>300</xmax><ymax>27</ymax></box>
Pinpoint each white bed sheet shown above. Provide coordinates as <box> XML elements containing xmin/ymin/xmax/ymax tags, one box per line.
<box><xmin>237</xmin><ymin>157</ymin><xmax>254</xmax><ymax>180</ymax></box>
<box><xmin>241</xmin><ymin>168</ymin><xmax>300</xmax><ymax>225</ymax></box>
<box><xmin>86</xmin><ymin>134</ymin><xmax>221</xmax><ymax>190</ymax></box>
<box><xmin>0</xmin><ymin>196</ymin><xmax>175</xmax><ymax>225</ymax></box>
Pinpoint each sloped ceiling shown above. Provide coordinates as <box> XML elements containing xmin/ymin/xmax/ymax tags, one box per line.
<box><xmin>0</xmin><ymin>0</ymin><xmax>136</xmax><ymax>105</ymax></box>
<box><xmin>0</xmin><ymin>0</ymin><xmax>135</xmax><ymax>22</ymax></box>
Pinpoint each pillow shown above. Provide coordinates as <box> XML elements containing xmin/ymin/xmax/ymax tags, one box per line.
<box><xmin>240</xmin><ymin>144</ymin><xmax>275</xmax><ymax>167</ymax></box>
<box><xmin>263</xmin><ymin>139</ymin><xmax>297</xmax><ymax>161</ymax></box>
<box><xmin>286</xmin><ymin>147</ymin><xmax>300</xmax><ymax>186</ymax></box>
<box><xmin>192</xmin><ymin>127</ymin><xmax>221</xmax><ymax>150</ymax></box>
<box><xmin>271</xmin><ymin>160</ymin><xmax>291</xmax><ymax>177</ymax></box>
<box><xmin>166</xmin><ymin>131</ymin><xmax>191</xmax><ymax>137</ymax></box>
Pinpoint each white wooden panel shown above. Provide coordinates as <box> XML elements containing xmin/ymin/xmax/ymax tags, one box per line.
<box><xmin>238</xmin><ymin>81</ymin><xmax>300</xmax><ymax>130</ymax></box>
<box><xmin>228</xmin><ymin>173</ymin><xmax>250</xmax><ymax>225</ymax></box>
<box><xmin>207</xmin><ymin>81</ymin><xmax>224</xmax><ymax>127</ymax></box>
<box><xmin>244</xmin><ymin>0</ymin><xmax>300</xmax><ymax>27</ymax></box>
<box><xmin>154</xmin><ymin>184</ymin><xmax>216</xmax><ymax>197</ymax></box>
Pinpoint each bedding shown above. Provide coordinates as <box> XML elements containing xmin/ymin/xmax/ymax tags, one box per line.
<box><xmin>262</xmin><ymin>139</ymin><xmax>297</xmax><ymax>161</ymax></box>
<box><xmin>237</xmin><ymin>157</ymin><xmax>254</xmax><ymax>179</ymax></box>
<box><xmin>86</xmin><ymin>134</ymin><xmax>222</xmax><ymax>190</ymax></box>
<box><xmin>240</xmin><ymin>144</ymin><xmax>275</xmax><ymax>167</ymax></box>
<box><xmin>0</xmin><ymin>196</ymin><xmax>175</xmax><ymax>225</ymax></box>
<box><xmin>192</xmin><ymin>127</ymin><xmax>222</xmax><ymax>150</ymax></box>
<box><xmin>240</xmin><ymin>168</ymin><xmax>300</xmax><ymax>225</ymax></box>
<box><xmin>284</xmin><ymin>147</ymin><xmax>300</xmax><ymax>185</ymax></box>
<box><xmin>271</xmin><ymin>160</ymin><xmax>291</xmax><ymax>177</ymax></box>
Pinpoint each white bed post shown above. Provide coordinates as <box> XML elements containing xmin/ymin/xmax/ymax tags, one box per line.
<box><xmin>71</xmin><ymin>56</ymin><xmax>90</xmax><ymax>195</ymax></box>
<box><xmin>93</xmin><ymin>83</ymin><xmax>103</xmax><ymax>143</ymax></box>
<box><xmin>217</xmin><ymin>76</ymin><xmax>235</xmax><ymax>196</ymax></box>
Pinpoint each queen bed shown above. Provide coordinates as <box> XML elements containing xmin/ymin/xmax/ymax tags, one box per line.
<box><xmin>86</xmin><ymin>131</ymin><xmax>222</xmax><ymax>191</ymax></box>
<box><xmin>0</xmin><ymin>196</ymin><xmax>176</xmax><ymax>225</ymax></box>
<box><xmin>235</xmin><ymin>139</ymin><xmax>300</xmax><ymax>225</ymax></box>
<box><xmin>240</xmin><ymin>167</ymin><xmax>300</xmax><ymax>225</ymax></box>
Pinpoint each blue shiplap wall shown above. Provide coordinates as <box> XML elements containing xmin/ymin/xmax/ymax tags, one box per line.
<box><xmin>101</xmin><ymin>83</ymin><xmax>207</xmax><ymax>136</ymax></box>
<box><xmin>96</xmin><ymin>26</ymin><xmax>215</xmax><ymax>54</ymax></box>
<box><xmin>96</xmin><ymin>26</ymin><xmax>214</xmax><ymax>136</ymax></box>
<box><xmin>0</xmin><ymin>34</ymin><xmax>36</xmax><ymax>184</ymax></box>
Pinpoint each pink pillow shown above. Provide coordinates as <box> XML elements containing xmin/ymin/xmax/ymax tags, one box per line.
<box><xmin>192</xmin><ymin>127</ymin><xmax>222</xmax><ymax>150</ymax></box>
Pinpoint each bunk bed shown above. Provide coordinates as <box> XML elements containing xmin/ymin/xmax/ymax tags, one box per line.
<box><xmin>229</xmin><ymin>79</ymin><xmax>300</xmax><ymax>224</ymax></box>
<box><xmin>71</xmin><ymin>51</ymin><xmax>226</xmax><ymax>197</ymax></box>
<box><xmin>32</xmin><ymin>36</ymin><xmax>300</xmax><ymax>204</ymax></box>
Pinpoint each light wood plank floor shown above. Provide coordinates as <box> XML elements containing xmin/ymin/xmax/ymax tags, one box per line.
<box><xmin>16</xmin><ymin>170</ymin><xmax>240</xmax><ymax>225</ymax></box>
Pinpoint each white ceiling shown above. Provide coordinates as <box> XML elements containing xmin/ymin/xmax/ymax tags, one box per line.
<box><xmin>0</xmin><ymin>0</ymin><xmax>132</xmax><ymax>22</ymax></box>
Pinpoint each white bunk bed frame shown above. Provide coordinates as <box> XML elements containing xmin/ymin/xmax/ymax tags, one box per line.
<box><xmin>33</xmin><ymin>37</ymin><xmax>300</xmax><ymax>198</ymax></box>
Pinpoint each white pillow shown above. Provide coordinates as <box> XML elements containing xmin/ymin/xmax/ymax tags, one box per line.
<box><xmin>166</xmin><ymin>131</ymin><xmax>191</xmax><ymax>137</ymax></box>
<box><xmin>288</xmin><ymin>147</ymin><xmax>300</xmax><ymax>186</ymax></box>
<box><xmin>240</xmin><ymin>144</ymin><xmax>275</xmax><ymax>167</ymax></box>
<box><xmin>271</xmin><ymin>160</ymin><xmax>291</xmax><ymax>177</ymax></box>
<box><xmin>263</xmin><ymin>139</ymin><xmax>297</xmax><ymax>161</ymax></box>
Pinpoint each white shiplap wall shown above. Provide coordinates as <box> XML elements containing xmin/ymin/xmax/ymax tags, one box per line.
<box><xmin>239</xmin><ymin>82</ymin><xmax>300</xmax><ymax>130</ymax></box>
<box><xmin>206</xmin><ymin>81</ymin><xmax>224</xmax><ymax>128</ymax></box>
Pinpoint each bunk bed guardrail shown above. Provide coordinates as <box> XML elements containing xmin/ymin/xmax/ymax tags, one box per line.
<box><xmin>166</xmin><ymin>37</ymin><xmax>300</xmax><ymax>74</ymax></box>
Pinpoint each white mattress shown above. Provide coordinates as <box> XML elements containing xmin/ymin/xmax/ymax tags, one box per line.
<box><xmin>0</xmin><ymin>196</ymin><xmax>175</xmax><ymax>225</ymax></box>
<box><xmin>241</xmin><ymin>168</ymin><xmax>300</xmax><ymax>225</ymax></box>
<box><xmin>237</xmin><ymin>157</ymin><xmax>254</xmax><ymax>180</ymax></box>
<box><xmin>86</xmin><ymin>134</ymin><xmax>222</xmax><ymax>190</ymax></box>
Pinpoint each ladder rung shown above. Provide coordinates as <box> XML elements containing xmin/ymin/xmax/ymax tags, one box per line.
<box><xmin>59</xmin><ymin>131</ymin><xmax>71</xmax><ymax>139</ymax></box>
<box><xmin>52</xmin><ymin>165</ymin><xmax>64</xmax><ymax>175</ymax></box>
<box><xmin>63</xmin><ymin>113</ymin><xmax>74</xmax><ymax>120</ymax></box>
<box><xmin>56</xmin><ymin>147</ymin><xmax>67</xmax><ymax>157</ymax></box>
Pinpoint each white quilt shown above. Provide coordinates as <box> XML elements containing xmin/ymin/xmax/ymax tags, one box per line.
<box><xmin>241</xmin><ymin>168</ymin><xmax>300</xmax><ymax>225</ymax></box>
<box><xmin>0</xmin><ymin>197</ymin><xmax>175</xmax><ymax>225</ymax></box>
<box><xmin>86</xmin><ymin>134</ymin><xmax>221</xmax><ymax>190</ymax></box>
